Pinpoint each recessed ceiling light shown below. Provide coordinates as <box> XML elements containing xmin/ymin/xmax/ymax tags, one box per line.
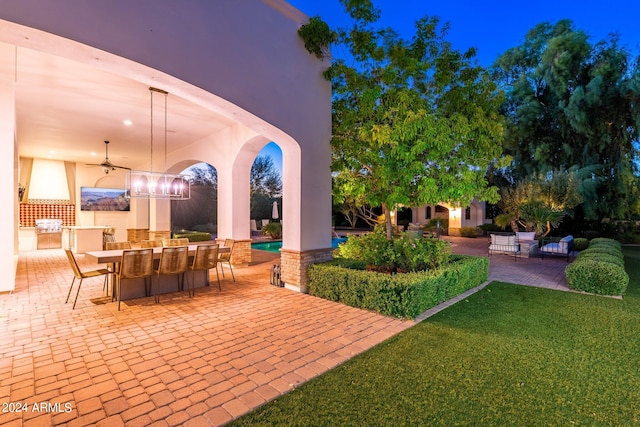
<box><xmin>123</xmin><ymin>119</ymin><xmax>133</xmax><ymax>126</ymax></box>
<box><xmin>90</xmin><ymin>152</ymin><xmax>96</xmax><ymax>156</ymax></box>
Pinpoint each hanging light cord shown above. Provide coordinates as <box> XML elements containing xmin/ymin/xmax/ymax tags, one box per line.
<box><xmin>164</xmin><ymin>91</ymin><xmax>168</xmax><ymax>172</ymax></box>
<box><xmin>150</xmin><ymin>88</ymin><xmax>153</xmax><ymax>173</ymax></box>
<box><xmin>149</xmin><ymin>87</ymin><xmax>169</xmax><ymax>174</ymax></box>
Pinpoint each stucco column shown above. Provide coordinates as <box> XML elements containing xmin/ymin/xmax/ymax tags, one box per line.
<box><xmin>217</xmin><ymin>158</ymin><xmax>252</xmax><ymax>264</ymax></box>
<box><xmin>0</xmin><ymin>72</ymin><xmax>17</xmax><ymax>291</ymax></box>
<box><xmin>280</xmin><ymin>133</ymin><xmax>332</xmax><ymax>292</ymax></box>
<box><xmin>148</xmin><ymin>198</ymin><xmax>171</xmax><ymax>241</ymax></box>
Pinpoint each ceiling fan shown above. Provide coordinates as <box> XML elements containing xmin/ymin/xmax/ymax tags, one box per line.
<box><xmin>86</xmin><ymin>140</ymin><xmax>130</xmax><ymax>174</ymax></box>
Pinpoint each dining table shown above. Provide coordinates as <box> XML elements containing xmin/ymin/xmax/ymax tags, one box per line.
<box><xmin>85</xmin><ymin>244</ymin><xmax>230</xmax><ymax>300</ymax></box>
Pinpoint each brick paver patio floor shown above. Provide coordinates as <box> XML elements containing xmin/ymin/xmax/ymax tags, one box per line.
<box><xmin>1</xmin><ymin>239</ymin><xmax>571</xmax><ymax>426</ymax></box>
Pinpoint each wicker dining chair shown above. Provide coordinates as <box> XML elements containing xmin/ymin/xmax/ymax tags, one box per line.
<box><xmin>104</xmin><ymin>241</ymin><xmax>132</xmax><ymax>297</ymax></box>
<box><xmin>217</xmin><ymin>239</ymin><xmax>235</xmax><ymax>282</ymax></box>
<box><xmin>115</xmin><ymin>248</ymin><xmax>154</xmax><ymax>310</ymax></box>
<box><xmin>140</xmin><ymin>239</ymin><xmax>163</xmax><ymax>248</ymax></box>
<box><xmin>155</xmin><ymin>246</ymin><xmax>189</xmax><ymax>302</ymax></box>
<box><xmin>64</xmin><ymin>249</ymin><xmax>110</xmax><ymax>310</ymax></box>
<box><xmin>162</xmin><ymin>238</ymin><xmax>190</xmax><ymax>247</ymax></box>
<box><xmin>188</xmin><ymin>244</ymin><xmax>221</xmax><ymax>296</ymax></box>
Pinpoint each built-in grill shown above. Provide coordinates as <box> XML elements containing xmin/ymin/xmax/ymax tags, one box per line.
<box><xmin>35</xmin><ymin>219</ymin><xmax>63</xmax><ymax>249</ymax></box>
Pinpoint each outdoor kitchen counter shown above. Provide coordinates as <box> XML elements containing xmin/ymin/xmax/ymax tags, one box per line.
<box><xmin>65</xmin><ymin>226</ymin><xmax>109</xmax><ymax>253</ymax></box>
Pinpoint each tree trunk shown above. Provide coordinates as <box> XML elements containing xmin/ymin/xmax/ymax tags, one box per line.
<box><xmin>383</xmin><ymin>203</ymin><xmax>393</xmax><ymax>240</ymax></box>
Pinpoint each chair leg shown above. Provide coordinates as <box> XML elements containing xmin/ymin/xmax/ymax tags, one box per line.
<box><xmin>214</xmin><ymin>266</ymin><xmax>221</xmax><ymax>291</ymax></box>
<box><xmin>227</xmin><ymin>262</ymin><xmax>235</xmax><ymax>282</ymax></box>
<box><xmin>72</xmin><ymin>278</ymin><xmax>84</xmax><ymax>310</ymax></box>
<box><xmin>153</xmin><ymin>277</ymin><xmax>159</xmax><ymax>304</ymax></box>
<box><xmin>117</xmin><ymin>277</ymin><xmax>122</xmax><ymax>311</ymax></box>
<box><xmin>186</xmin><ymin>271</ymin><xmax>192</xmax><ymax>297</ymax></box>
<box><xmin>65</xmin><ymin>277</ymin><xmax>77</xmax><ymax>304</ymax></box>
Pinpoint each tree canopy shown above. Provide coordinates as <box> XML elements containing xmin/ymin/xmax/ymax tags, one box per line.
<box><xmin>304</xmin><ymin>0</ymin><xmax>506</xmax><ymax>238</ymax></box>
<box><xmin>492</xmin><ymin>20</ymin><xmax>640</xmax><ymax>219</ymax></box>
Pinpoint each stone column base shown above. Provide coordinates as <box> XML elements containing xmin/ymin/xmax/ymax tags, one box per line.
<box><xmin>149</xmin><ymin>230</ymin><xmax>171</xmax><ymax>241</ymax></box>
<box><xmin>217</xmin><ymin>238</ymin><xmax>251</xmax><ymax>265</ymax></box>
<box><xmin>127</xmin><ymin>228</ymin><xmax>149</xmax><ymax>243</ymax></box>
<box><xmin>280</xmin><ymin>247</ymin><xmax>334</xmax><ymax>293</ymax></box>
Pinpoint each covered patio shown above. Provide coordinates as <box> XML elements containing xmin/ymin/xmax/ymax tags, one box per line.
<box><xmin>0</xmin><ymin>248</ymin><xmax>413</xmax><ymax>426</ymax></box>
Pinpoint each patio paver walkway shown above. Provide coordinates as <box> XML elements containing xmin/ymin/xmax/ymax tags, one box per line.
<box><xmin>1</xmin><ymin>238</ymin><xmax>572</xmax><ymax>426</ymax></box>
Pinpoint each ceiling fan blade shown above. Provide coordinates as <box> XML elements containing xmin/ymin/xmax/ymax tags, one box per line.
<box><xmin>84</xmin><ymin>141</ymin><xmax>129</xmax><ymax>171</ymax></box>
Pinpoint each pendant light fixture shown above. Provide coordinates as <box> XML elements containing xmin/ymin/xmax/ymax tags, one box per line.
<box><xmin>126</xmin><ymin>87</ymin><xmax>190</xmax><ymax>200</ymax></box>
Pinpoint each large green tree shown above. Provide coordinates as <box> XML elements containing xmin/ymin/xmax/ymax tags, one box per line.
<box><xmin>492</xmin><ymin>20</ymin><xmax>640</xmax><ymax>219</ymax></box>
<box><xmin>303</xmin><ymin>0</ymin><xmax>506</xmax><ymax>239</ymax></box>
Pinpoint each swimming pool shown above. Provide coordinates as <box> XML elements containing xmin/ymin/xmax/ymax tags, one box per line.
<box><xmin>251</xmin><ymin>237</ymin><xmax>347</xmax><ymax>253</ymax></box>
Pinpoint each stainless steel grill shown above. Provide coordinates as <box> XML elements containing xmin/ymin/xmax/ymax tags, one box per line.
<box><xmin>35</xmin><ymin>219</ymin><xmax>63</xmax><ymax>249</ymax></box>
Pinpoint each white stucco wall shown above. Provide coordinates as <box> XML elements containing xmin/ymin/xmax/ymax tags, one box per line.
<box><xmin>0</xmin><ymin>0</ymin><xmax>332</xmax><ymax>291</ymax></box>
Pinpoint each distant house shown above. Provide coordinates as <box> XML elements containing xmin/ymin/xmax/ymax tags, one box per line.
<box><xmin>411</xmin><ymin>199</ymin><xmax>492</xmax><ymax>235</ymax></box>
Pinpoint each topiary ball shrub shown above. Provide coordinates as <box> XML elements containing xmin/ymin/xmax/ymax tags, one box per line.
<box><xmin>565</xmin><ymin>259</ymin><xmax>629</xmax><ymax>296</ymax></box>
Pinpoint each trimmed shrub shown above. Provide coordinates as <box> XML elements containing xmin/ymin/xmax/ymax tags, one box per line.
<box><xmin>565</xmin><ymin>259</ymin><xmax>629</xmax><ymax>296</ymax></box>
<box><xmin>308</xmin><ymin>255</ymin><xmax>488</xmax><ymax>318</ymax></box>
<box><xmin>479</xmin><ymin>223</ymin><xmax>502</xmax><ymax>233</ymax></box>
<box><xmin>579</xmin><ymin>247</ymin><xmax>623</xmax><ymax>259</ymax></box>
<box><xmin>335</xmin><ymin>227</ymin><xmax>451</xmax><ymax>272</ymax></box>
<box><xmin>460</xmin><ymin>226</ymin><xmax>478</xmax><ymax>238</ymax></box>
<box><xmin>573</xmin><ymin>237</ymin><xmax>589</xmax><ymax>251</ymax></box>
<box><xmin>172</xmin><ymin>231</ymin><xmax>212</xmax><ymax>242</ymax></box>
<box><xmin>565</xmin><ymin>237</ymin><xmax>627</xmax><ymax>295</ymax></box>
<box><xmin>574</xmin><ymin>252</ymin><xmax>624</xmax><ymax>268</ymax></box>
<box><xmin>589</xmin><ymin>237</ymin><xmax>622</xmax><ymax>250</ymax></box>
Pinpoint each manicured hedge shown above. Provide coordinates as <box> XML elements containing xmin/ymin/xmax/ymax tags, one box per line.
<box><xmin>589</xmin><ymin>238</ymin><xmax>622</xmax><ymax>250</ymax></box>
<box><xmin>565</xmin><ymin>238</ymin><xmax>628</xmax><ymax>296</ymax></box>
<box><xmin>573</xmin><ymin>237</ymin><xmax>589</xmax><ymax>251</ymax></box>
<box><xmin>565</xmin><ymin>259</ymin><xmax>628</xmax><ymax>296</ymax></box>
<box><xmin>308</xmin><ymin>255</ymin><xmax>488</xmax><ymax>319</ymax></box>
<box><xmin>172</xmin><ymin>231</ymin><xmax>212</xmax><ymax>242</ymax></box>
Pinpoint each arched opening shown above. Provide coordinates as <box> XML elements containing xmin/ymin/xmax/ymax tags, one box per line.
<box><xmin>250</xmin><ymin>142</ymin><xmax>283</xmax><ymax>239</ymax></box>
<box><xmin>396</xmin><ymin>207</ymin><xmax>413</xmax><ymax>230</ymax></box>
<box><xmin>171</xmin><ymin>162</ymin><xmax>218</xmax><ymax>236</ymax></box>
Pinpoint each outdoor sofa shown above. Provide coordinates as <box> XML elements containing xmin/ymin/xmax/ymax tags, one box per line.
<box><xmin>488</xmin><ymin>232</ymin><xmax>521</xmax><ymax>260</ymax></box>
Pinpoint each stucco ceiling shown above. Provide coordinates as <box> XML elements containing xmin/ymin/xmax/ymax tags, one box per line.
<box><xmin>4</xmin><ymin>44</ymin><xmax>235</xmax><ymax>171</ymax></box>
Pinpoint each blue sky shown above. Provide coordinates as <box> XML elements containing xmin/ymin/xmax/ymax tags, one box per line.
<box><xmin>288</xmin><ymin>0</ymin><xmax>640</xmax><ymax>67</ymax></box>
<box><xmin>259</xmin><ymin>0</ymin><xmax>640</xmax><ymax>172</ymax></box>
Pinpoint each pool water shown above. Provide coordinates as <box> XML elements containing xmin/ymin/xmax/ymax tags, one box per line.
<box><xmin>251</xmin><ymin>237</ymin><xmax>347</xmax><ymax>253</ymax></box>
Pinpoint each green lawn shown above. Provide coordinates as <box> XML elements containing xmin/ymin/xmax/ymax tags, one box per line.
<box><xmin>230</xmin><ymin>247</ymin><xmax>640</xmax><ymax>426</ymax></box>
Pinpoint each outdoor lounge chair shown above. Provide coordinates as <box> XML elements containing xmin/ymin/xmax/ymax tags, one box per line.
<box><xmin>540</xmin><ymin>235</ymin><xmax>574</xmax><ymax>262</ymax></box>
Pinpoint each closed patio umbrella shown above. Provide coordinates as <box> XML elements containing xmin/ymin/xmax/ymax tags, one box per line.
<box><xmin>272</xmin><ymin>201</ymin><xmax>279</xmax><ymax>220</ymax></box>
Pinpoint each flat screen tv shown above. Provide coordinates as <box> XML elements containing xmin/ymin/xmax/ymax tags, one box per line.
<box><xmin>80</xmin><ymin>187</ymin><xmax>130</xmax><ymax>211</ymax></box>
